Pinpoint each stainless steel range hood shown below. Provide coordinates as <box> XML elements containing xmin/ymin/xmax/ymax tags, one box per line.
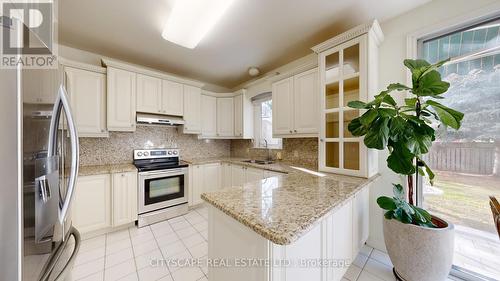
<box><xmin>136</xmin><ymin>113</ymin><xmax>185</xmax><ymax>126</ymax></box>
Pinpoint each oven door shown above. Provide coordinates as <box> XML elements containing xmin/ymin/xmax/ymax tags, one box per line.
<box><xmin>138</xmin><ymin>168</ymin><xmax>188</xmax><ymax>214</ymax></box>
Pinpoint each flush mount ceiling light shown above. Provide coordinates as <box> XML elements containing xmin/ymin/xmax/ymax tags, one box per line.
<box><xmin>162</xmin><ymin>0</ymin><xmax>236</xmax><ymax>49</ymax></box>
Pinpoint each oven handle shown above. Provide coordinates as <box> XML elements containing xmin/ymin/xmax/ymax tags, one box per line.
<box><xmin>138</xmin><ymin>168</ymin><xmax>187</xmax><ymax>177</ymax></box>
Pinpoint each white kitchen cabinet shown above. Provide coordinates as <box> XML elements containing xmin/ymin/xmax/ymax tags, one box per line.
<box><xmin>64</xmin><ymin>66</ymin><xmax>107</xmax><ymax>137</ymax></box>
<box><xmin>162</xmin><ymin>80</ymin><xmax>184</xmax><ymax>116</ymax></box>
<box><xmin>352</xmin><ymin>186</ymin><xmax>369</xmax><ymax>254</ymax></box>
<box><xmin>190</xmin><ymin>165</ymin><xmax>204</xmax><ymax>206</ymax></box>
<box><xmin>73</xmin><ymin>174</ymin><xmax>111</xmax><ymax>234</ymax></box>
<box><xmin>216</xmin><ymin>97</ymin><xmax>234</xmax><ymax>137</ymax></box>
<box><xmin>231</xmin><ymin>165</ymin><xmax>246</xmax><ymax>187</ymax></box>
<box><xmin>245</xmin><ymin>167</ymin><xmax>264</xmax><ymax>183</ymax></box>
<box><xmin>23</xmin><ymin>69</ymin><xmax>58</xmax><ymax>104</ymax></box>
<box><xmin>183</xmin><ymin>85</ymin><xmax>202</xmax><ymax>134</ymax></box>
<box><xmin>111</xmin><ymin>171</ymin><xmax>138</xmax><ymax>227</ymax></box>
<box><xmin>272</xmin><ymin>77</ymin><xmax>294</xmax><ymax>135</ymax></box>
<box><xmin>221</xmin><ymin>162</ymin><xmax>232</xmax><ymax>188</ymax></box>
<box><xmin>203</xmin><ymin>163</ymin><xmax>222</xmax><ymax>193</ymax></box>
<box><xmin>233</xmin><ymin>91</ymin><xmax>253</xmax><ymax>138</ymax></box>
<box><xmin>136</xmin><ymin>74</ymin><xmax>162</xmax><ymax>114</ymax></box>
<box><xmin>107</xmin><ymin>67</ymin><xmax>137</xmax><ymax>131</ymax></box>
<box><xmin>314</xmin><ymin>21</ymin><xmax>382</xmax><ymax>178</ymax></box>
<box><xmin>293</xmin><ymin>68</ymin><xmax>319</xmax><ymax>134</ymax></box>
<box><xmin>272</xmin><ymin>69</ymin><xmax>319</xmax><ymax>137</ymax></box>
<box><xmin>330</xmin><ymin>199</ymin><xmax>353</xmax><ymax>280</ymax></box>
<box><xmin>201</xmin><ymin>95</ymin><xmax>217</xmax><ymax>137</ymax></box>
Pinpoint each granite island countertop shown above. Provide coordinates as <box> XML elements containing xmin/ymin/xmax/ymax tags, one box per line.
<box><xmin>192</xmin><ymin>157</ymin><xmax>379</xmax><ymax>245</ymax></box>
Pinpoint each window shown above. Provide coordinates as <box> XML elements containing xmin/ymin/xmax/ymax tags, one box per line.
<box><xmin>418</xmin><ymin>17</ymin><xmax>500</xmax><ymax>281</ymax></box>
<box><xmin>253</xmin><ymin>94</ymin><xmax>282</xmax><ymax>149</ymax></box>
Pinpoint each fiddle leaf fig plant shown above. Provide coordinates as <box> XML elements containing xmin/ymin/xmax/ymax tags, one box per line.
<box><xmin>347</xmin><ymin>58</ymin><xmax>464</xmax><ymax>227</ymax></box>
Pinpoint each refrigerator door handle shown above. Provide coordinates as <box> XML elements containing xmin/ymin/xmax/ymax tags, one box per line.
<box><xmin>48</xmin><ymin>84</ymin><xmax>79</xmax><ymax>225</ymax></box>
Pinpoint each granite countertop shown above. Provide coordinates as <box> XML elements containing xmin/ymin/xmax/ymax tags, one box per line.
<box><xmin>195</xmin><ymin>157</ymin><xmax>379</xmax><ymax>245</ymax></box>
<box><xmin>78</xmin><ymin>163</ymin><xmax>137</xmax><ymax>176</ymax></box>
<box><xmin>182</xmin><ymin>157</ymin><xmax>292</xmax><ymax>174</ymax></box>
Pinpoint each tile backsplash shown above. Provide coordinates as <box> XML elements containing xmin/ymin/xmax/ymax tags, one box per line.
<box><xmin>230</xmin><ymin>138</ymin><xmax>318</xmax><ymax>168</ymax></box>
<box><xmin>79</xmin><ymin>125</ymin><xmax>231</xmax><ymax>166</ymax></box>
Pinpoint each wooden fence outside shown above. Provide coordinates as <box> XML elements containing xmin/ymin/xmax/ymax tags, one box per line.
<box><xmin>423</xmin><ymin>142</ymin><xmax>499</xmax><ymax>175</ymax></box>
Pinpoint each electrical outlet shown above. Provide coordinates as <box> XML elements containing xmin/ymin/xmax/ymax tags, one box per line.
<box><xmin>293</xmin><ymin>150</ymin><xmax>299</xmax><ymax>157</ymax></box>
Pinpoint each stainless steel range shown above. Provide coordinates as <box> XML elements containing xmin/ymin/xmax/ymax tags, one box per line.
<box><xmin>134</xmin><ymin>148</ymin><xmax>189</xmax><ymax>227</ymax></box>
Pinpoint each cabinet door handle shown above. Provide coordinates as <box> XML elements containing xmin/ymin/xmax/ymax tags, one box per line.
<box><xmin>294</xmin><ymin>130</ymin><xmax>297</xmax><ymax>133</ymax></box>
<box><xmin>289</xmin><ymin>130</ymin><xmax>293</xmax><ymax>133</ymax></box>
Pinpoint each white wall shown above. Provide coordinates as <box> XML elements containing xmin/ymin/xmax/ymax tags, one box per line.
<box><xmin>367</xmin><ymin>0</ymin><xmax>500</xmax><ymax>251</ymax></box>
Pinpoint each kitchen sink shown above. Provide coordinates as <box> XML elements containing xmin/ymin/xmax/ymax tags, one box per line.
<box><xmin>241</xmin><ymin>159</ymin><xmax>274</xmax><ymax>165</ymax></box>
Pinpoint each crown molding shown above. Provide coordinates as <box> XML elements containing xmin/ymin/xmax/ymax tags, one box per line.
<box><xmin>311</xmin><ymin>19</ymin><xmax>384</xmax><ymax>53</ymax></box>
<box><xmin>59</xmin><ymin>57</ymin><xmax>107</xmax><ymax>74</ymax></box>
<box><xmin>101</xmin><ymin>58</ymin><xmax>205</xmax><ymax>88</ymax></box>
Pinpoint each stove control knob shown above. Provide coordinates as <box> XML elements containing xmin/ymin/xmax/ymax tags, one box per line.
<box><xmin>137</xmin><ymin>152</ymin><xmax>143</xmax><ymax>157</ymax></box>
<box><xmin>168</xmin><ymin>151</ymin><xmax>172</xmax><ymax>155</ymax></box>
<box><xmin>143</xmin><ymin>152</ymin><xmax>149</xmax><ymax>156</ymax></box>
<box><xmin>173</xmin><ymin>151</ymin><xmax>178</xmax><ymax>155</ymax></box>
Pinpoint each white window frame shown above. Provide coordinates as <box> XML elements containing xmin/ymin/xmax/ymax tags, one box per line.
<box><xmin>252</xmin><ymin>95</ymin><xmax>282</xmax><ymax>149</ymax></box>
<box><xmin>407</xmin><ymin>4</ymin><xmax>500</xmax><ymax>281</ymax></box>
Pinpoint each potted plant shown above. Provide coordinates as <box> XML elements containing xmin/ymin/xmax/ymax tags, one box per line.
<box><xmin>347</xmin><ymin>59</ymin><xmax>464</xmax><ymax>281</ymax></box>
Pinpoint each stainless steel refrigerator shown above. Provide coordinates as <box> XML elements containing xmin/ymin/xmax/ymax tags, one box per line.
<box><xmin>0</xmin><ymin>16</ymin><xmax>81</xmax><ymax>281</ymax></box>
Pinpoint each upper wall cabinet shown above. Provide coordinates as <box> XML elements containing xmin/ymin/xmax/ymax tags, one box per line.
<box><xmin>23</xmin><ymin>69</ymin><xmax>58</xmax><ymax>104</ymax></box>
<box><xmin>201</xmin><ymin>94</ymin><xmax>217</xmax><ymax>137</ymax></box>
<box><xmin>216</xmin><ymin>97</ymin><xmax>234</xmax><ymax>137</ymax></box>
<box><xmin>106</xmin><ymin>67</ymin><xmax>137</xmax><ymax>132</ymax></box>
<box><xmin>136</xmin><ymin>74</ymin><xmax>162</xmax><ymax>114</ymax></box>
<box><xmin>233</xmin><ymin>90</ymin><xmax>253</xmax><ymax>139</ymax></box>
<box><xmin>312</xmin><ymin>20</ymin><xmax>383</xmax><ymax>178</ymax></box>
<box><xmin>183</xmin><ymin>85</ymin><xmax>202</xmax><ymax>134</ymax></box>
<box><xmin>64</xmin><ymin>65</ymin><xmax>108</xmax><ymax>137</ymax></box>
<box><xmin>162</xmin><ymin>80</ymin><xmax>184</xmax><ymax>116</ymax></box>
<box><xmin>272</xmin><ymin>68</ymin><xmax>319</xmax><ymax>138</ymax></box>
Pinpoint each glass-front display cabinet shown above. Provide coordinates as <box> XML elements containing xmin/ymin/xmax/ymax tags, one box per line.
<box><xmin>312</xmin><ymin>20</ymin><xmax>383</xmax><ymax>178</ymax></box>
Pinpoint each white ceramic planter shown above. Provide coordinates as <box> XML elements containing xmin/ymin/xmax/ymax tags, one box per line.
<box><xmin>383</xmin><ymin>216</ymin><xmax>454</xmax><ymax>281</ymax></box>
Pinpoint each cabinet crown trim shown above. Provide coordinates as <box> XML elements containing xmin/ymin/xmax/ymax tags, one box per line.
<box><xmin>101</xmin><ymin>58</ymin><xmax>205</xmax><ymax>88</ymax></box>
<box><xmin>311</xmin><ymin>20</ymin><xmax>384</xmax><ymax>53</ymax></box>
<box><xmin>60</xmin><ymin>57</ymin><xmax>107</xmax><ymax>73</ymax></box>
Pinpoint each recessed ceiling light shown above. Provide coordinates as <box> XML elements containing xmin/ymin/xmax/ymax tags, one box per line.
<box><xmin>162</xmin><ymin>0</ymin><xmax>236</xmax><ymax>49</ymax></box>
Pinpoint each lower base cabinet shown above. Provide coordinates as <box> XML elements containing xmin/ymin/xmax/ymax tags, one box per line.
<box><xmin>73</xmin><ymin>171</ymin><xmax>138</xmax><ymax>234</ymax></box>
<box><xmin>190</xmin><ymin>163</ymin><xmax>222</xmax><ymax>206</ymax></box>
<box><xmin>72</xmin><ymin>174</ymin><xmax>111</xmax><ymax>234</ymax></box>
<box><xmin>112</xmin><ymin>172</ymin><xmax>138</xmax><ymax>227</ymax></box>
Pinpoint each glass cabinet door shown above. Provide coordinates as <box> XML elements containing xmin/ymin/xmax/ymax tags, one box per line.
<box><xmin>320</xmin><ymin>37</ymin><xmax>365</xmax><ymax>176</ymax></box>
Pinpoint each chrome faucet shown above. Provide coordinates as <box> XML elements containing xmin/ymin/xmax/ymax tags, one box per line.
<box><xmin>263</xmin><ymin>139</ymin><xmax>272</xmax><ymax>161</ymax></box>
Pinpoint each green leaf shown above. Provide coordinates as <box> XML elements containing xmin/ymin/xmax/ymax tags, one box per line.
<box><xmin>421</xmin><ymin>160</ymin><xmax>435</xmax><ymax>185</ymax></box>
<box><xmin>347</xmin><ymin>100</ymin><xmax>369</xmax><ymax>109</ymax></box>
<box><xmin>359</xmin><ymin>109</ymin><xmax>378</xmax><ymax>126</ymax></box>
<box><xmin>382</xmin><ymin>94</ymin><xmax>397</xmax><ymax>106</ymax></box>
<box><xmin>378</xmin><ymin>108</ymin><xmax>397</xmax><ymax>118</ymax></box>
<box><xmin>392</xmin><ymin>183</ymin><xmax>405</xmax><ymax>200</ymax></box>
<box><xmin>364</xmin><ymin>117</ymin><xmax>390</xmax><ymax>150</ymax></box>
<box><xmin>387</xmin><ymin>141</ymin><xmax>416</xmax><ymax>175</ymax></box>
<box><xmin>384</xmin><ymin>210</ymin><xmax>395</xmax><ymax>219</ymax></box>
<box><xmin>416</xmin><ymin>70</ymin><xmax>450</xmax><ymax>96</ymax></box>
<box><xmin>405</xmin><ymin>98</ymin><xmax>418</xmax><ymax>107</ymax></box>
<box><xmin>387</xmin><ymin>83</ymin><xmax>411</xmax><ymax>91</ymax></box>
<box><xmin>406</xmin><ymin>123</ymin><xmax>433</xmax><ymax>155</ymax></box>
<box><xmin>389</xmin><ymin>116</ymin><xmax>406</xmax><ymax>141</ymax></box>
<box><xmin>426</xmin><ymin>100</ymin><xmax>464</xmax><ymax>130</ymax></box>
<box><xmin>347</xmin><ymin>118</ymin><xmax>368</xmax><ymax>136</ymax></box>
<box><xmin>377</xmin><ymin>196</ymin><xmax>397</xmax><ymax>210</ymax></box>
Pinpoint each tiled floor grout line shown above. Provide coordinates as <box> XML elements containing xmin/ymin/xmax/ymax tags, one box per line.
<box><xmin>127</xmin><ymin>226</ymin><xmax>141</xmax><ymax>281</ymax></box>
<box><xmin>150</xmin><ymin>223</ymin><xmax>175</xmax><ymax>280</ymax></box>
<box><xmin>183</xmin><ymin>206</ymin><xmax>209</xmax><ymax>279</ymax></box>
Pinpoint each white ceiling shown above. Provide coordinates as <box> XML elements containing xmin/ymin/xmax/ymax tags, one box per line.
<box><xmin>59</xmin><ymin>0</ymin><xmax>431</xmax><ymax>89</ymax></box>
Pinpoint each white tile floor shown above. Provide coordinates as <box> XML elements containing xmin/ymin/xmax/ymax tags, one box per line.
<box><xmin>69</xmin><ymin>205</ymin><xmax>457</xmax><ymax>281</ymax></box>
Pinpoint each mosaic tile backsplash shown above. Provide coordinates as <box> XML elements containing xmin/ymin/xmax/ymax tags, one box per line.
<box><xmin>230</xmin><ymin>138</ymin><xmax>318</xmax><ymax>168</ymax></box>
<box><xmin>79</xmin><ymin>125</ymin><xmax>231</xmax><ymax>166</ymax></box>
